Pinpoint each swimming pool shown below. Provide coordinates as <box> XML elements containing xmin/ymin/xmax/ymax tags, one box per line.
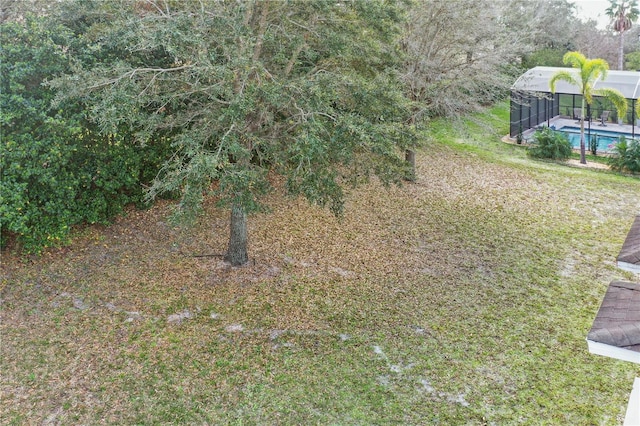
<box><xmin>556</xmin><ymin>126</ymin><xmax>634</xmax><ymax>153</ymax></box>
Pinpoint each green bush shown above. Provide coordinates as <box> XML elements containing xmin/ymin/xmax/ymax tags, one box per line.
<box><xmin>0</xmin><ymin>17</ymin><xmax>169</xmax><ymax>252</ymax></box>
<box><xmin>608</xmin><ymin>136</ymin><xmax>640</xmax><ymax>174</ymax></box>
<box><xmin>589</xmin><ymin>135</ymin><xmax>597</xmax><ymax>156</ymax></box>
<box><xmin>527</xmin><ymin>127</ymin><xmax>573</xmax><ymax>160</ymax></box>
<box><xmin>522</xmin><ymin>47</ymin><xmax>566</xmax><ymax>68</ymax></box>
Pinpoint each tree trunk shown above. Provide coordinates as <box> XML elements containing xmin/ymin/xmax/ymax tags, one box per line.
<box><xmin>404</xmin><ymin>149</ymin><xmax>416</xmax><ymax>181</ymax></box>
<box><xmin>225</xmin><ymin>204</ymin><xmax>248</xmax><ymax>266</ymax></box>
<box><xmin>619</xmin><ymin>31</ymin><xmax>625</xmax><ymax>71</ymax></box>
<box><xmin>580</xmin><ymin>98</ymin><xmax>587</xmax><ymax>164</ymax></box>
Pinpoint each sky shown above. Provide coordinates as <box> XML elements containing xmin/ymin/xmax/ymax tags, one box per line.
<box><xmin>573</xmin><ymin>0</ymin><xmax>611</xmax><ymax>29</ymax></box>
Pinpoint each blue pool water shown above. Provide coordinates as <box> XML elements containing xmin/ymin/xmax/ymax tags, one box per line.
<box><xmin>557</xmin><ymin>126</ymin><xmax>634</xmax><ymax>153</ymax></box>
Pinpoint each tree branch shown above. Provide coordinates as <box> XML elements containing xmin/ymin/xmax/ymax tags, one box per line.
<box><xmin>285</xmin><ymin>40</ymin><xmax>306</xmax><ymax>77</ymax></box>
<box><xmin>252</xmin><ymin>1</ymin><xmax>270</xmax><ymax>63</ymax></box>
<box><xmin>85</xmin><ymin>64</ymin><xmax>196</xmax><ymax>91</ymax></box>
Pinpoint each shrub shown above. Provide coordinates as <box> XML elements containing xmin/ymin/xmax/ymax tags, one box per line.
<box><xmin>0</xmin><ymin>17</ymin><xmax>169</xmax><ymax>252</ymax></box>
<box><xmin>589</xmin><ymin>135</ymin><xmax>597</xmax><ymax>156</ymax></box>
<box><xmin>527</xmin><ymin>127</ymin><xmax>572</xmax><ymax>160</ymax></box>
<box><xmin>608</xmin><ymin>136</ymin><xmax>640</xmax><ymax>174</ymax></box>
<box><xmin>516</xmin><ymin>125</ymin><xmax>523</xmax><ymax>144</ymax></box>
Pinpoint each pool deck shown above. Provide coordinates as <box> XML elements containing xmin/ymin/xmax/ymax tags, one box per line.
<box><xmin>522</xmin><ymin>116</ymin><xmax>639</xmax><ymax>142</ymax></box>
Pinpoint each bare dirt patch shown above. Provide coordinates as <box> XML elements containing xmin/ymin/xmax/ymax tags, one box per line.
<box><xmin>565</xmin><ymin>159</ymin><xmax>610</xmax><ymax>170</ymax></box>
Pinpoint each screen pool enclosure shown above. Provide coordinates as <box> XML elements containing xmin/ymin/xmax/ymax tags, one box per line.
<box><xmin>510</xmin><ymin>67</ymin><xmax>640</xmax><ymax>140</ymax></box>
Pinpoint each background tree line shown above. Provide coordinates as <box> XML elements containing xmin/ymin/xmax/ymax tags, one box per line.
<box><xmin>2</xmin><ymin>0</ymin><xmax>639</xmax><ymax>258</ymax></box>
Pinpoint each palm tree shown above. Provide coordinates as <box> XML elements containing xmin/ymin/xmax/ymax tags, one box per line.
<box><xmin>605</xmin><ymin>0</ymin><xmax>639</xmax><ymax>70</ymax></box>
<box><xmin>549</xmin><ymin>52</ymin><xmax>628</xmax><ymax>164</ymax></box>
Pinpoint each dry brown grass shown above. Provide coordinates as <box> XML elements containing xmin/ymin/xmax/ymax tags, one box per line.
<box><xmin>1</xmin><ymin>121</ymin><xmax>639</xmax><ymax>424</ymax></box>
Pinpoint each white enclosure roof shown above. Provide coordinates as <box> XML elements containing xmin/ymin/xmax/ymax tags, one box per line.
<box><xmin>512</xmin><ymin>66</ymin><xmax>640</xmax><ymax>99</ymax></box>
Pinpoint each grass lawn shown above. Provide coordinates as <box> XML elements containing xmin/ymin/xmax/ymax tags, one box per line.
<box><xmin>2</xmin><ymin>103</ymin><xmax>639</xmax><ymax>425</ymax></box>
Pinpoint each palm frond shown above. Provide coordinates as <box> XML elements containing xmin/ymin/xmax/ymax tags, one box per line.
<box><xmin>583</xmin><ymin>59</ymin><xmax>609</xmax><ymax>83</ymax></box>
<box><xmin>549</xmin><ymin>71</ymin><xmax>578</xmax><ymax>93</ymax></box>
<box><xmin>562</xmin><ymin>51</ymin><xmax>586</xmax><ymax>69</ymax></box>
<box><xmin>595</xmin><ymin>87</ymin><xmax>628</xmax><ymax>119</ymax></box>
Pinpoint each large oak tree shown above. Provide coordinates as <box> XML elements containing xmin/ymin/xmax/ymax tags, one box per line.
<box><xmin>402</xmin><ymin>0</ymin><xmax>543</xmax><ymax>120</ymax></box>
<box><xmin>54</xmin><ymin>0</ymin><xmax>414</xmax><ymax>265</ymax></box>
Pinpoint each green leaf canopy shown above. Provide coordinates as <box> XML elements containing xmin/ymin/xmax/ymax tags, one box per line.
<box><xmin>54</xmin><ymin>0</ymin><xmax>415</xmax><ymax>219</ymax></box>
